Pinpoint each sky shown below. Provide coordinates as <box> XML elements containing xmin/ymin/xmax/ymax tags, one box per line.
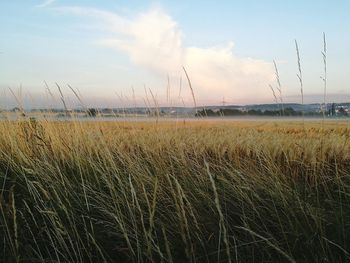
<box><xmin>1</xmin><ymin>0</ymin><xmax>350</xmax><ymax>108</ymax></box>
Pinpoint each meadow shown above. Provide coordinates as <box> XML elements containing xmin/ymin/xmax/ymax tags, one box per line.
<box><xmin>0</xmin><ymin>118</ymin><xmax>350</xmax><ymax>262</ymax></box>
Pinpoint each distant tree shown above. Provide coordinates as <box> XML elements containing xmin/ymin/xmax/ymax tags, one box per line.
<box><xmin>284</xmin><ymin>107</ymin><xmax>301</xmax><ymax>116</ymax></box>
<box><xmin>247</xmin><ymin>109</ymin><xmax>262</xmax><ymax>115</ymax></box>
<box><xmin>338</xmin><ymin>107</ymin><xmax>348</xmax><ymax>116</ymax></box>
<box><xmin>12</xmin><ymin>107</ymin><xmax>21</xmax><ymax>112</ymax></box>
<box><xmin>87</xmin><ymin>108</ymin><xmax>97</xmax><ymax>117</ymax></box>
<box><xmin>330</xmin><ymin>103</ymin><xmax>336</xmax><ymax>116</ymax></box>
<box><xmin>263</xmin><ymin>110</ymin><xmax>279</xmax><ymax>116</ymax></box>
<box><xmin>220</xmin><ymin>109</ymin><xmax>242</xmax><ymax>116</ymax></box>
<box><xmin>195</xmin><ymin>109</ymin><xmax>217</xmax><ymax>117</ymax></box>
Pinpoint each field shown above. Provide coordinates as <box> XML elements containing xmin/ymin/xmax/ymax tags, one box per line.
<box><xmin>1</xmin><ymin>119</ymin><xmax>350</xmax><ymax>262</ymax></box>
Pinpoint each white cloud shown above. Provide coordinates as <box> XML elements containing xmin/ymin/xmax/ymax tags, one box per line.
<box><xmin>36</xmin><ymin>0</ymin><xmax>56</xmax><ymax>8</ymax></box>
<box><xmin>98</xmin><ymin>9</ymin><xmax>184</xmax><ymax>74</ymax></box>
<box><xmin>56</xmin><ymin>6</ymin><xmax>275</xmax><ymax>104</ymax></box>
<box><xmin>185</xmin><ymin>44</ymin><xmax>274</xmax><ymax>102</ymax></box>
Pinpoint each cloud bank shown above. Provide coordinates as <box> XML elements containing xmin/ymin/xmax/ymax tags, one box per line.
<box><xmin>56</xmin><ymin>6</ymin><xmax>275</xmax><ymax>104</ymax></box>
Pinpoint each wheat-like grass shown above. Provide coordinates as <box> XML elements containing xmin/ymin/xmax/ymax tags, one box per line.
<box><xmin>321</xmin><ymin>32</ymin><xmax>327</xmax><ymax>120</ymax></box>
<box><xmin>295</xmin><ymin>40</ymin><xmax>305</xmax><ymax>126</ymax></box>
<box><xmin>182</xmin><ymin>66</ymin><xmax>197</xmax><ymax>114</ymax></box>
<box><xmin>0</xmin><ymin>120</ymin><xmax>350</xmax><ymax>262</ymax></box>
<box><xmin>273</xmin><ymin>60</ymin><xmax>284</xmax><ymax>116</ymax></box>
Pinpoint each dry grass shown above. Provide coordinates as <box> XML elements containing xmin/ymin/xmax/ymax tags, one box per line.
<box><xmin>1</xmin><ymin>119</ymin><xmax>350</xmax><ymax>262</ymax></box>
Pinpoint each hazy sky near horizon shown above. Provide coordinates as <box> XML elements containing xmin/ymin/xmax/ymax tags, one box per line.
<box><xmin>1</xmin><ymin>0</ymin><xmax>350</xmax><ymax>108</ymax></box>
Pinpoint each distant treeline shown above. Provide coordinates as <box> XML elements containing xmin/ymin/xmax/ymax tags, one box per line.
<box><xmin>196</xmin><ymin>107</ymin><xmax>334</xmax><ymax>117</ymax></box>
<box><xmin>5</xmin><ymin>103</ymin><xmax>349</xmax><ymax>117</ymax></box>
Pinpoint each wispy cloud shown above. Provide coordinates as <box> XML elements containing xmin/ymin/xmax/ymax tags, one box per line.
<box><xmin>36</xmin><ymin>0</ymin><xmax>56</xmax><ymax>8</ymax></box>
<box><xmin>54</xmin><ymin>6</ymin><xmax>274</xmax><ymax>103</ymax></box>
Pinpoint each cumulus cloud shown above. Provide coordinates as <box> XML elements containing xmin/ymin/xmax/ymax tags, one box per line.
<box><xmin>185</xmin><ymin>44</ymin><xmax>274</xmax><ymax>101</ymax></box>
<box><xmin>56</xmin><ymin>6</ymin><xmax>274</xmax><ymax>104</ymax></box>
<box><xmin>99</xmin><ymin>9</ymin><xmax>184</xmax><ymax>74</ymax></box>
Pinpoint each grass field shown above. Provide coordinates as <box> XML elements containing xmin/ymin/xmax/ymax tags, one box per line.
<box><xmin>1</xmin><ymin>119</ymin><xmax>350</xmax><ymax>262</ymax></box>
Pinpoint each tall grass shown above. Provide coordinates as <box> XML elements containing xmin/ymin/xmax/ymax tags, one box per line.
<box><xmin>8</xmin><ymin>87</ymin><xmax>25</xmax><ymax>117</ymax></box>
<box><xmin>295</xmin><ymin>40</ymin><xmax>305</xmax><ymax>125</ymax></box>
<box><xmin>273</xmin><ymin>60</ymin><xmax>284</xmax><ymax>116</ymax></box>
<box><xmin>56</xmin><ymin>83</ymin><xmax>69</xmax><ymax>115</ymax></box>
<box><xmin>0</xmin><ymin>119</ymin><xmax>350</xmax><ymax>262</ymax></box>
<box><xmin>182</xmin><ymin>66</ymin><xmax>197</xmax><ymax>114</ymax></box>
<box><xmin>321</xmin><ymin>32</ymin><xmax>327</xmax><ymax>120</ymax></box>
<box><xmin>269</xmin><ymin>84</ymin><xmax>279</xmax><ymax>108</ymax></box>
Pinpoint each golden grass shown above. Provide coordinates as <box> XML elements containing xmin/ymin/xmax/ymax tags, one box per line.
<box><xmin>0</xmin><ymin>119</ymin><xmax>350</xmax><ymax>262</ymax></box>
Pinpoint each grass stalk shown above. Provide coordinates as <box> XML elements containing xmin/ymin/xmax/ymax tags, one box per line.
<box><xmin>321</xmin><ymin>32</ymin><xmax>327</xmax><ymax>121</ymax></box>
<box><xmin>295</xmin><ymin>40</ymin><xmax>305</xmax><ymax>126</ymax></box>
<box><xmin>182</xmin><ymin>66</ymin><xmax>197</xmax><ymax>115</ymax></box>
<box><xmin>55</xmin><ymin>83</ymin><xmax>69</xmax><ymax>116</ymax></box>
<box><xmin>273</xmin><ymin>60</ymin><xmax>284</xmax><ymax>116</ymax></box>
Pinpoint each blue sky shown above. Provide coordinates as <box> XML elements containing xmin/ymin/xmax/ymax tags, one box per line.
<box><xmin>1</xmin><ymin>0</ymin><xmax>350</xmax><ymax>108</ymax></box>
